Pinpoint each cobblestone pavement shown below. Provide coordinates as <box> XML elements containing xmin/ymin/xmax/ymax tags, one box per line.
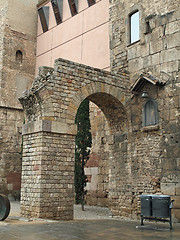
<box><xmin>0</xmin><ymin>201</ymin><xmax>179</xmax><ymax>240</ymax></box>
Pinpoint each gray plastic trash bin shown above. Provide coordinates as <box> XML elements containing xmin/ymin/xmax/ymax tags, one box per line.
<box><xmin>140</xmin><ymin>194</ymin><xmax>174</xmax><ymax>229</ymax></box>
<box><xmin>140</xmin><ymin>195</ymin><xmax>152</xmax><ymax>216</ymax></box>
<box><xmin>152</xmin><ymin>195</ymin><xmax>170</xmax><ymax>218</ymax></box>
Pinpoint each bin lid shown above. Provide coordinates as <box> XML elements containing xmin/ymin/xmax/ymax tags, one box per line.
<box><xmin>151</xmin><ymin>195</ymin><xmax>170</xmax><ymax>198</ymax></box>
<box><xmin>140</xmin><ymin>195</ymin><xmax>153</xmax><ymax>197</ymax></box>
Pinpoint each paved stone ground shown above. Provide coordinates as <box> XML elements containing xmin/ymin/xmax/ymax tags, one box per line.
<box><xmin>8</xmin><ymin>201</ymin><xmax>111</xmax><ymax>220</ymax></box>
<box><xmin>0</xmin><ymin>201</ymin><xmax>179</xmax><ymax>240</ymax></box>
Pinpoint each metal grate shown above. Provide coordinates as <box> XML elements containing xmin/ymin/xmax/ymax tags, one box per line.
<box><xmin>51</xmin><ymin>0</ymin><xmax>63</xmax><ymax>24</ymax></box>
<box><xmin>38</xmin><ymin>6</ymin><xmax>49</xmax><ymax>32</ymax></box>
<box><xmin>68</xmin><ymin>0</ymin><xmax>78</xmax><ymax>16</ymax></box>
<box><xmin>87</xmin><ymin>0</ymin><xmax>96</xmax><ymax>7</ymax></box>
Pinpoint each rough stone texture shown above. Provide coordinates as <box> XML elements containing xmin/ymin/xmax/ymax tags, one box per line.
<box><xmin>20</xmin><ymin>58</ymin><xmax>130</xmax><ymax>220</ymax></box>
<box><xmin>21</xmin><ymin>132</ymin><xmax>75</xmax><ymax>220</ymax></box>
<box><xmin>109</xmin><ymin>0</ymin><xmax>180</xmax><ymax>221</ymax></box>
<box><xmin>1</xmin><ymin>25</ymin><xmax>36</xmax><ymax>108</ymax></box>
<box><xmin>0</xmin><ymin>0</ymin><xmax>38</xmax><ymax>196</ymax></box>
<box><xmin>20</xmin><ymin>42</ymin><xmax>179</xmax><ymax>220</ymax></box>
<box><xmin>1</xmin><ymin>0</ymin><xmax>179</xmax><ymax>223</ymax></box>
<box><xmin>85</xmin><ymin>102</ymin><xmax>110</xmax><ymax>207</ymax></box>
<box><xmin>0</xmin><ymin>107</ymin><xmax>23</xmax><ymax>197</ymax></box>
<box><xmin>109</xmin><ymin>0</ymin><xmax>180</xmax><ymax>84</ymax></box>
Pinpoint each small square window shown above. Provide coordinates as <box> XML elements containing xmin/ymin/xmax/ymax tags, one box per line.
<box><xmin>130</xmin><ymin>11</ymin><xmax>139</xmax><ymax>44</ymax></box>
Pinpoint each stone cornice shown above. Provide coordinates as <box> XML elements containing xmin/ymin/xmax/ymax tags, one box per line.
<box><xmin>22</xmin><ymin>120</ymin><xmax>77</xmax><ymax>136</ymax></box>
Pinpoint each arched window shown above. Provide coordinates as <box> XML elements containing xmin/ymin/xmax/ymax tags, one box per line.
<box><xmin>143</xmin><ymin>100</ymin><xmax>158</xmax><ymax>126</ymax></box>
<box><xmin>16</xmin><ymin>50</ymin><xmax>23</xmax><ymax>63</ymax></box>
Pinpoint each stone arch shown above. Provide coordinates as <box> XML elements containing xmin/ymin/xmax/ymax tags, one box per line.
<box><xmin>67</xmin><ymin>82</ymin><xmax>128</xmax><ymax>125</ymax></box>
<box><xmin>67</xmin><ymin>83</ymin><xmax>131</xmax><ymax>216</ymax></box>
<box><xmin>19</xmin><ymin>59</ymin><xmax>132</xmax><ymax>220</ymax></box>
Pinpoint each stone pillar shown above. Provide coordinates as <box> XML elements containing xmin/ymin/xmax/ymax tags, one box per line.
<box><xmin>20</xmin><ymin>120</ymin><xmax>76</xmax><ymax>220</ymax></box>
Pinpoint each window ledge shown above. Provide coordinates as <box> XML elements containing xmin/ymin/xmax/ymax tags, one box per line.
<box><xmin>142</xmin><ymin>124</ymin><xmax>159</xmax><ymax>132</ymax></box>
<box><xmin>127</xmin><ymin>40</ymin><xmax>140</xmax><ymax>47</ymax></box>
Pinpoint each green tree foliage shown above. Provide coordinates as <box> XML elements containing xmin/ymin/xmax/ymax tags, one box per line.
<box><xmin>74</xmin><ymin>99</ymin><xmax>92</xmax><ymax>210</ymax></box>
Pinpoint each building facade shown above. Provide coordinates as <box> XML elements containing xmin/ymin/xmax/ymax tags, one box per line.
<box><xmin>36</xmin><ymin>0</ymin><xmax>110</xmax><ymax>74</ymax></box>
<box><xmin>0</xmin><ymin>0</ymin><xmax>179</xmax><ymax>221</ymax></box>
<box><xmin>36</xmin><ymin>2</ymin><xmax>111</xmax><ymax>207</ymax></box>
<box><xmin>0</xmin><ymin>0</ymin><xmax>38</xmax><ymax>199</ymax></box>
<box><xmin>109</xmin><ymin>0</ymin><xmax>180</xmax><ymax>218</ymax></box>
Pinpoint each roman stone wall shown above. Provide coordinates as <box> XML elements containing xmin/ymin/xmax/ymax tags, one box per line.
<box><xmin>20</xmin><ymin>55</ymin><xmax>179</xmax><ymax>221</ymax></box>
<box><xmin>1</xmin><ymin>26</ymin><xmax>36</xmax><ymax>108</ymax></box>
<box><xmin>20</xmin><ymin>58</ymin><xmax>130</xmax><ymax>220</ymax></box>
<box><xmin>109</xmin><ymin>0</ymin><xmax>179</xmax><ymax>81</ymax></box>
<box><xmin>20</xmin><ymin>59</ymin><xmax>129</xmax><ymax>123</ymax></box>
<box><xmin>85</xmin><ymin>102</ymin><xmax>110</xmax><ymax>207</ymax></box>
<box><xmin>14</xmin><ymin>0</ymin><xmax>180</xmax><ymax>222</ymax></box>
<box><xmin>0</xmin><ymin>0</ymin><xmax>38</xmax><ymax>197</ymax></box>
<box><xmin>21</xmin><ymin>131</ymin><xmax>75</xmax><ymax>220</ymax></box>
<box><xmin>0</xmin><ymin>0</ymin><xmax>7</xmax><ymax>91</ymax></box>
<box><xmin>0</xmin><ymin>107</ymin><xmax>23</xmax><ymax>198</ymax></box>
<box><xmin>109</xmin><ymin>0</ymin><xmax>180</xmax><ymax>221</ymax></box>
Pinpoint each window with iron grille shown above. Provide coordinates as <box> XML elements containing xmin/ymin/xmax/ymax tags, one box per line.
<box><xmin>87</xmin><ymin>0</ymin><xmax>95</xmax><ymax>7</ymax></box>
<box><xmin>51</xmin><ymin>0</ymin><xmax>63</xmax><ymax>25</ymax></box>
<box><xmin>68</xmin><ymin>0</ymin><xmax>78</xmax><ymax>16</ymax></box>
<box><xmin>38</xmin><ymin>6</ymin><xmax>49</xmax><ymax>32</ymax></box>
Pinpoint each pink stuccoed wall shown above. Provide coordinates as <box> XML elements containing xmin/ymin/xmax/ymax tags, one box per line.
<box><xmin>36</xmin><ymin>0</ymin><xmax>110</xmax><ymax>75</ymax></box>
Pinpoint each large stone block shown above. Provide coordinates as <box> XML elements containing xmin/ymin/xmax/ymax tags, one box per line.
<box><xmin>172</xmin><ymin>209</ymin><xmax>180</xmax><ymax>222</ymax></box>
<box><xmin>165</xmin><ymin>21</ymin><xmax>179</xmax><ymax>35</ymax></box>
<box><xmin>149</xmin><ymin>40</ymin><xmax>163</xmax><ymax>54</ymax></box>
<box><xmin>161</xmin><ymin>183</ymin><xmax>176</xmax><ymax>195</ymax></box>
<box><xmin>151</xmin><ymin>53</ymin><xmax>160</xmax><ymax>65</ymax></box>
<box><xmin>175</xmin><ymin>185</ymin><xmax>180</xmax><ymax>195</ymax></box>
<box><xmin>128</xmin><ymin>58</ymin><xmax>143</xmax><ymax>72</ymax></box>
<box><xmin>164</xmin><ymin>32</ymin><xmax>180</xmax><ymax>49</ymax></box>
<box><xmin>172</xmin><ymin>196</ymin><xmax>180</xmax><ymax>209</ymax></box>
<box><xmin>160</xmin><ymin>48</ymin><xmax>179</xmax><ymax>63</ymax></box>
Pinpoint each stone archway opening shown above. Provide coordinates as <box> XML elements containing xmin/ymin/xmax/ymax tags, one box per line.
<box><xmin>19</xmin><ymin>59</ymin><xmax>131</xmax><ymax>220</ymax></box>
<box><xmin>87</xmin><ymin>92</ymin><xmax>128</xmax><ymax>132</ymax></box>
<box><xmin>84</xmin><ymin>100</ymin><xmax>111</xmax><ymax>208</ymax></box>
<box><xmin>74</xmin><ymin>92</ymin><xmax>129</xmax><ymax>217</ymax></box>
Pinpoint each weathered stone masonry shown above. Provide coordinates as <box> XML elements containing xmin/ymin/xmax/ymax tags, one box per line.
<box><xmin>108</xmin><ymin>0</ymin><xmax>180</xmax><ymax>220</ymax></box>
<box><xmin>21</xmin><ymin>131</ymin><xmax>75</xmax><ymax>220</ymax></box>
<box><xmin>0</xmin><ymin>0</ymin><xmax>37</xmax><ymax>198</ymax></box>
<box><xmin>0</xmin><ymin>0</ymin><xmax>179</xmax><ymax>223</ymax></box>
<box><xmin>19</xmin><ymin>58</ymin><xmax>130</xmax><ymax>220</ymax></box>
<box><xmin>20</xmin><ymin>54</ymin><xmax>180</xmax><ymax>221</ymax></box>
<box><xmin>85</xmin><ymin>103</ymin><xmax>110</xmax><ymax>207</ymax></box>
<box><xmin>19</xmin><ymin>0</ymin><xmax>180</xmax><ymax>222</ymax></box>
